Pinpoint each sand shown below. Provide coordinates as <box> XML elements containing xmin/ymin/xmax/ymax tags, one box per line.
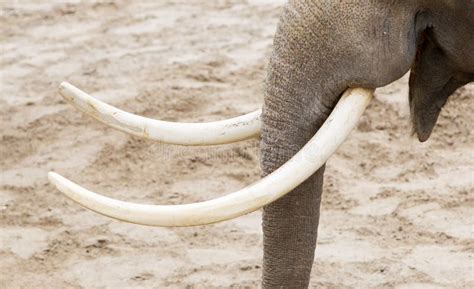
<box><xmin>1</xmin><ymin>1</ymin><xmax>472</xmax><ymax>288</ymax></box>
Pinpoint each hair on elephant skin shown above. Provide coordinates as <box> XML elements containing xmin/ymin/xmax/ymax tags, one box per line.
<box><xmin>260</xmin><ymin>1</ymin><xmax>473</xmax><ymax>288</ymax></box>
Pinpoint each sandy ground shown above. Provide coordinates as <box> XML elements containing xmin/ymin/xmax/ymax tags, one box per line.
<box><xmin>0</xmin><ymin>1</ymin><xmax>473</xmax><ymax>288</ymax></box>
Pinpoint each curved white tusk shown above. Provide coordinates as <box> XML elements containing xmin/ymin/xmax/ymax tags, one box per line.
<box><xmin>59</xmin><ymin>82</ymin><xmax>261</xmax><ymax>146</ymax></box>
<box><xmin>48</xmin><ymin>87</ymin><xmax>374</xmax><ymax>227</ymax></box>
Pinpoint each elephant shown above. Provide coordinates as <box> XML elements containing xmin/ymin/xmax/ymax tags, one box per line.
<box><xmin>48</xmin><ymin>1</ymin><xmax>473</xmax><ymax>288</ymax></box>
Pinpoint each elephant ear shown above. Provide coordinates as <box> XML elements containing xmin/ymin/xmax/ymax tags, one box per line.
<box><xmin>409</xmin><ymin>28</ymin><xmax>471</xmax><ymax>142</ymax></box>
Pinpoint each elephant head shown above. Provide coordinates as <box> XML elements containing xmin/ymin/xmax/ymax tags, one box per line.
<box><xmin>49</xmin><ymin>1</ymin><xmax>473</xmax><ymax>288</ymax></box>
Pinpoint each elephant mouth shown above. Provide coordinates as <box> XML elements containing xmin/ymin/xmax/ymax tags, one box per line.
<box><xmin>48</xmin><ymin>83</ymin><xmax>374</xmax><ymax>227</ymax></box>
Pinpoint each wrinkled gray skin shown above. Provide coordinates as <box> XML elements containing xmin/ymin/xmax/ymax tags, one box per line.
<box><xmin>261</xmin><ymin>1</ymin><xmax>473</xmax><ymax>288</ymax></box>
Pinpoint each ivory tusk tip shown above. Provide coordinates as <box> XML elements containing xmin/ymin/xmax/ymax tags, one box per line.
<box><xmin>59</xmin><ymin>82</ymin><xmax>71</xmax><ymax>97</ymax></box>
<box><xmin>48</xmin><ymin>171</ymin><xmax>66</xmax><ymax>189</ymax></box>
<box><xmin>59</xmin><ymin>81</ymin><xmax>71</xmax><ymax>92</ymax></box>
<box><xmin>58</xmin><ymin>82</ymin><xmax>83</xmax><ymax>103</ymax></box>
<box><xmin>48</xmin><ymin>171</ymin><xmax>58</xmax><ymax>183</ymax></box>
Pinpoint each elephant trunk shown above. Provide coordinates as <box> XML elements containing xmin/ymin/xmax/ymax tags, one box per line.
<box><xmin>260</xmin><ymin>3</ymin><xmax>347</xmax><ymax>287</ymax></box>
<box><xmin>260</xmin><ymin>1</ymin><xmax>426</xmax><ymax>286</ymax></box>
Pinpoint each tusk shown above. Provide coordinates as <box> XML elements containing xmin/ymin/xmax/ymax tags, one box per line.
<box><xmin>59</xmin><ymin>82</ymin><xmax>261</xmax><ymax>146</ymax></box>
<box><xmin>48</xmin><ymin>87</ymin><xmax>374</xmax><ymax>227</ymax></box>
